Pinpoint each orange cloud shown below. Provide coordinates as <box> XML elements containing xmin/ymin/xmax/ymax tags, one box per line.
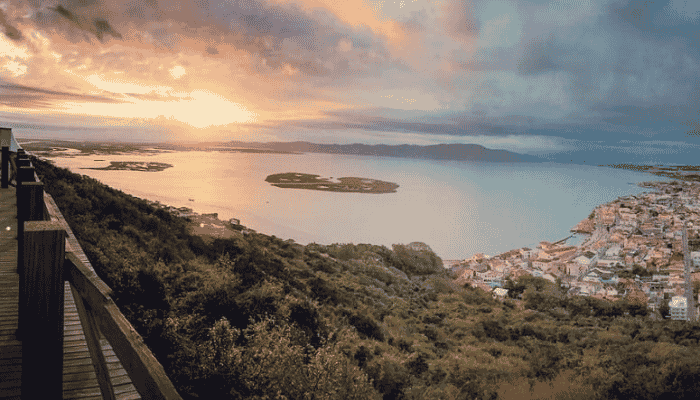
<box><xmin>268</xmin><ymin>0</ymin><xmax>408</xmax><ymax>46</ymax></box>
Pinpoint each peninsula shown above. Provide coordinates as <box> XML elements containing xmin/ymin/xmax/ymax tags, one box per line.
<box><xmin>266</xmin><ymin>172</ymin><xmax>399</xmax><ymax>193</ymax></box>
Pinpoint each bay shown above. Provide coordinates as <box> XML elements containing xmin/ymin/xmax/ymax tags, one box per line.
<box><xmin>47</xmin><ymin>150</ymin><xmax>658</xmax><ymax>259</ymax></box>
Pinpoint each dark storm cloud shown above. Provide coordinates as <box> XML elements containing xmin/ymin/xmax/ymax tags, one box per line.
<box><xmin>0</xmin><ymin>9</ymin><xmax>23</xmax><ymax>41</ymax></box>
<box><xmin>511</xmin><ymin>0</ymin><xmax>700</xmax><ymax>140</ymax></box>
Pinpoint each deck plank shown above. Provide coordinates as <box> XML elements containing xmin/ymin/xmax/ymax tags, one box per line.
<box><xmin>0</xmin><ymin>186</ymin><xmax>20</xmax><ymax>400</ymax></box>
<box><xmin>0</xmin><ymin>186</ymin><xmax>143</xmax><ymax>400</ymax></box>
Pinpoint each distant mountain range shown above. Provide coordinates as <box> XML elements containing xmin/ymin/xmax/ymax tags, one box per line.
<box><xmin>225</xmin><ymin>141</ymin><xmax>540</xmax><ymax>163</ymax></box>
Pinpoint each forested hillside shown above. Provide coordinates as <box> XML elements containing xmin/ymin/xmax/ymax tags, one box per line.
<box><xmin>33</xmin><ymin>157</ymin><xmax>700</xmax><ymax>400</ymax></box>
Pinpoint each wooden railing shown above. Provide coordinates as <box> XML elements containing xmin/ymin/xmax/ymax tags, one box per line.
<box><xmin>2</xmin><ymin>129</ymin><xmax>182</xmax><ymax>400</ymax></box>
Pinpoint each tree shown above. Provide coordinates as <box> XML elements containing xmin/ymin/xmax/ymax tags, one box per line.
<box><xmin>659</xmin><ymin>299</ymin><xmax>670</xmax><ymax>319</ymax></box>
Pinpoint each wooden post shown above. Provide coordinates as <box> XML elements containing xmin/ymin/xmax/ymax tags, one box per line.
<box><xmin>21</xmin><ymin>221</ymin><xmax>66</xmax><ymax>399</ymax></box>
<box><xmin>17</xmin><ymin>181</ymin><xmax>46</xmax><ymax>339</ymax></box>
<box><xmin>18</xmin><ymin>165</ymin><xmax>35</xmax><ymax>183</ymax></box>
<box><xmin>18</xmin><ymin>181</ymin><xmax>45</xmax><ymax>221</ymax></box>
<box><xmin>0</xmin><ymin>128</ymin><xmax>10</xmax><ymax>189</ymax></box>
<box><xmin>1</xmin><ymin>146</ymin><xmax>7</xmax><ymax>189</ymax></box>
<box><xmin>16</xmin><ymin>165</ymin><xmax>36</xmax><ymax>245</ymax></box>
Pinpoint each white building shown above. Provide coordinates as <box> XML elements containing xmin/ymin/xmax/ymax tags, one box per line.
<box><xmin>691</xmin><ymin>251</ymin><xmax>700</xmax><ymax>268</ymax></box>
<box><xmin>605</xmin><ymin>246</ymin><xmax>623</xmax><ymax>258</ymax></box>
<box><xmin>574</xmin><ymin>255</ymin><xmax>592</xmax><ymax>267</ymax></box>
<box><xmin>669</xmin><ymin>296</ymin><xmax>688</xmax><ymax>321</ymax></box>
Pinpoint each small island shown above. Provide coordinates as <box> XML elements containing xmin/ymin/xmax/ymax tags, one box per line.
<box><xmin>266</xmin><ymin>172</ymin><xmax>399</xmax><ymax>193</ymax></box>
<box><xmin>83</xmin><ymin>161</ymin><xmax>173</xmax><ymax>172</ymax></box>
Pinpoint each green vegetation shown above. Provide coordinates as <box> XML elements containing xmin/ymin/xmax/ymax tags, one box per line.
<box><xmin>84</xmin><ymin>161</ymin><xmax>173</xmax><ymax>172</ymax></box>
<box><xmin>266</xmin><ymin>172</ymin><xmax>399</xmax><ymax>193</ymax></box>
<box><xmin>32</xmin><ymin>157</ymin><xmax>700</xmax><ymax>400</ymax></box>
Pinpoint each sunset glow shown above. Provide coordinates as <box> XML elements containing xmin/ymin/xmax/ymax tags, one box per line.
<box><xmin>0</xmin><ymin>0</ymin><xmax>697</xmax><ymax>163</ymax></box>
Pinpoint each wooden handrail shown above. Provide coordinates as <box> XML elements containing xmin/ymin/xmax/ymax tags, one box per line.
<box><xmin>65</xmin><ymin>253</ymin><xmax>182</xmax><ymax>400</ymax></box>
<box><xmin>12</xmin><ymin>143</ymin><xmax>183</xmax><ymax>399</ymax></box>
<box><xmin>43</xmin><ymin>183</ymin><xmax>183</xmax><ymax>400</ymax></box>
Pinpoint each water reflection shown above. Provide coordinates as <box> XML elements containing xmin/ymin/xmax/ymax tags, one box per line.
<box><xmin>48</xmin><ymin>151</ymin><xmax>657</xmax><ymax>259</ymax></box>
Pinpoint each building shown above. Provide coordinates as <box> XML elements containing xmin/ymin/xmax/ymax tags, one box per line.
<box><xmin>669</xmin><ymin>296</ymin><xmax>688</xmax><ymax>321</ymax></box>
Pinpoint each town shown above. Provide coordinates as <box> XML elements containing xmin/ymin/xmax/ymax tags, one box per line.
<box><xmin>448</xmin><ymin>179</ymin><xmax>700</xmax><ymax>321</ymax></box>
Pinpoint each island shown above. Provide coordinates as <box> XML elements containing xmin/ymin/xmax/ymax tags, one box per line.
<box><xmin>265</xmin><ymin>172</ymin><xmax>399</xmax><ymax>193</ymax></box>
<box><xmin>83</xmin><ymin>161</ymin><xmax>173</xmax><ymax>172</ymax></box>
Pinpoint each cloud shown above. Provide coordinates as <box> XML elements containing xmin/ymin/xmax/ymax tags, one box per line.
<box><xmin>2</xmin><ymin>0</ymin><xmax>396</xmax><ymax>83</ymax></box>
<box><xmin>50</xmin><ymin>4</ymin><xmax>122</xmax><ymax>41</ymax></box>
<box><xmin>0</xmin><ymin>9</ymin><xmax>23</xmax><ymax>41</ymax></box>
<box><xmin>0</xmin><ymin>81</ymin><xmax>117</xmax><ymax>108</ymax></box>
<box><xmin>441</xmin><ymin>0</ymin><xmax>479</xmax><ymax>42</ymax></box>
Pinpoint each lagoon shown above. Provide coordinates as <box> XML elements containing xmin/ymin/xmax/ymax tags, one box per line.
<box><xmin>47</xmin><ymin>150</ymin><xmax>658</xmax><ymax>259</ymax></box>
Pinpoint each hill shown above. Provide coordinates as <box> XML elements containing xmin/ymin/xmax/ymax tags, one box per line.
<box><xmin>224</xmin><ymin>141</ymin><xmax>540</xmax><ymax>163</ymax></box>
<box><xmin>32</xmin><ymin>156</ymin><xmax>700</xmax><ymax>400</ymax></box>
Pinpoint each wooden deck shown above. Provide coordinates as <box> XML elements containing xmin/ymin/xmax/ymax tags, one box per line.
<box><xmin>0</xmin><ymin>186</ymin><xmax>141</xmax><ymax>400</ymax></box>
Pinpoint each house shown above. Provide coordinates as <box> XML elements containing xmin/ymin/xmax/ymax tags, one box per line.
<box><xmin>597</xmin><ymin>258</ymin><xmax>622</xmax><ymax>268</ymax></box>
<box><xmin>479</xmin><ymin>271</ymin><xmax>504</xmax><ymax>288</ymax></box>
<box><xmin>520</xmin><ymin>247</ymin><xmax>535</xmax><ymax>259</ymax></box>
<box><xmin>592</xmin><ymin>268</ymin><xmax>614</xmax><ymax>280</ymax></box>
<box><xmin>605</xmin><ymin>246</ymin><xmax>623</xmax><ymax>258</ymax></box>
<box><xmin>583</xmin><ymin>272</ymin><xmax>601</xmax><ymax>283</ymax></box>
<box><xmin>574</xmin><ymin>282</ymin><xmax>597</xmax><ymax>296</ymax></box>
<box><xmin>669</xmin><ymin>296</ymin><xmax>688</xmax><ymax>321</ymax></box>
<box><xmin>574</xmin><ymin>255</ymin><xmax>593</xmax><ymax>267</ymax></box>
<box><xmin>493</xmin><ymin>288</ymin><xmax>509</xmax><ymax>299</ymax></box>
<box><xmin>566</xmin><ymin>262</ymin><xmax>586</xmax><ymax>276</ymax></box>
<box><xmin>691</xmin><ymin>251</ymin><xmax>700</xmax><ymax>267</ymax></box>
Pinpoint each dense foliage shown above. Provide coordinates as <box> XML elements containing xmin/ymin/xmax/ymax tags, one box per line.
<box><xmin>34</xmin><ymin>157</ymin><xmax>700</xmax><ymax>400</ymax></box>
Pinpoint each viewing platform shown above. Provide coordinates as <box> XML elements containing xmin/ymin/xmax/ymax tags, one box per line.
<box><xmin>0</xmin><ymin>128</ymin><xmax>181</xmax><ymax>399</ymax></box>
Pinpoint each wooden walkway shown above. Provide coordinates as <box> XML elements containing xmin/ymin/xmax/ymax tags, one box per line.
<box><xmin>0</xmin><ymin>186</ymin><xmax>141</xmax><ymax>400</ymax></box>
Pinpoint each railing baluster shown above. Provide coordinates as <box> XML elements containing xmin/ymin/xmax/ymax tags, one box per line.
<box><xmin>70</xmin><ymin>284</ymin><xmax>117</xmax><ymax>400</ymax></box>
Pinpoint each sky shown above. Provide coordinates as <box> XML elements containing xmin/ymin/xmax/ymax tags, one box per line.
<box><xmin>0</xmin><ymin>0</ymin><xmax>699</xmax><ymax>164</ymax></box>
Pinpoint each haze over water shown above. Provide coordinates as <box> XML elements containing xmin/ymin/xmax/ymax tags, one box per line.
<box><xmin>49</xmin><ymin>151</ymin><xmax>659</xmax><ymax>259</ymax></box>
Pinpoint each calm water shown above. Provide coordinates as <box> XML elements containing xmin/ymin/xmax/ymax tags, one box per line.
<box><xmin>47</xmin><ymin>151</ymin><xmax>658</xmax><ymax>259</ymax></box>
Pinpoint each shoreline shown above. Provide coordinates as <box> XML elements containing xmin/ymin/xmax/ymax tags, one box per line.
<box><xmin>453</xmin><ymin>178</ymin><xmax>700</xmax><ymax>304</ymax></box>
<box><xmin>30</xmin><ymin>146</ymin><xmax>661</xmax><ymax>260</ymax></box>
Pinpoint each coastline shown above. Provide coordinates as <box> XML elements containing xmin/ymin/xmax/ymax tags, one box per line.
<box><xmin>453</xmin><ymin>178</ymin><xmax>699</xmax><ymax>307</ymax></box>
<box><xmin>30</xmin><ymin>146</ymin><xmax>660</xmax><ymax>260</ymax></box>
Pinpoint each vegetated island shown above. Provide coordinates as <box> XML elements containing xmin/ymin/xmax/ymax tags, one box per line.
<box><xmin>83</xmin><ymin>161</ymin><xmax>173</xmax><ymax>172</ymax></box>
<box><xmin>266</xmin><ymin>172</ymin><xmax>399</xmax><ymax>193</ymax></box>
